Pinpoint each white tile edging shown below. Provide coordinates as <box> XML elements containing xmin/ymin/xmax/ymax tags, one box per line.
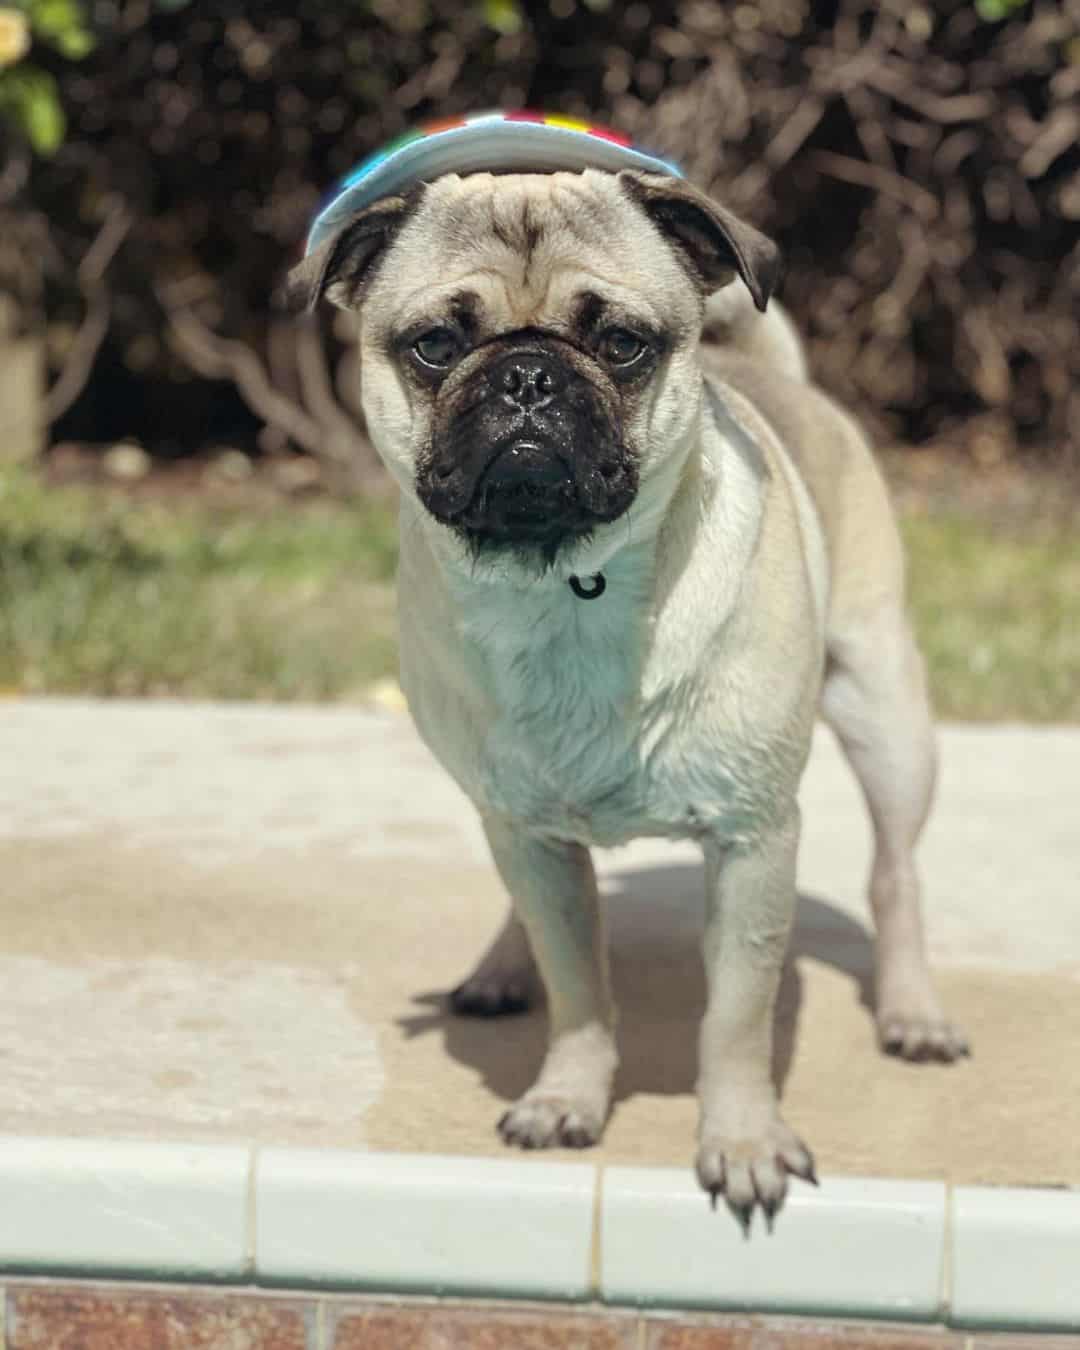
<box><xmin>253</xmin><ymin>1148</ymin><xmax>595</xmax><ymax>1301</ymax></box>
<box><xmin>601</xmin><ymin>1168</ymin><xmax>946</xmax><ymax>1321</ymax></box>
<box><xmin>0</xmin><ymin>1136</ymin><xmax>250</xmax><ymax>1281</ymax></box>
<box><xmin>0</xmin><ymin>1137</ymin><xmax>1078</xmax><ymax>1331</ymax></box>
<box><xmin>949</xmin><ymin>1184</ymin><xmax>1080</xmax><ymax>1331</ymax></box>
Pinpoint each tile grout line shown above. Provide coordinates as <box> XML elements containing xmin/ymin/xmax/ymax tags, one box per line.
<box><xmin>4</xmin><ymin>1144</ymin><xmax>1077</xmax><ymax>1330</ymax></box>
<box><xmin>635</xmin><ymin>1306</ymin><xmax>648</xmax><ymax>1350</ymax></box>
<box><xmin>314</xmin><ymin>1298</ymin><xmax>327</xmax><ymax>1350</ymax></box>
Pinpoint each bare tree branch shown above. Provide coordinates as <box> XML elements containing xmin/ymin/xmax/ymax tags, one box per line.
<box><xmin>293</xmin><ymin>317</ymin><xmax>382</xmax><ymax>484</ymax></box>
<box><xmin>160</xmin><ymin>284</ymin><xmax>382</xmax><ymax>489</ymax></box>
<box><xmin>866</xmin><ymin>64</ymin><xmax>995</xmax><ymax>124</ymax></box>
<box><xmin>293</xmin><ymin>320</ymin><xmax>358</xmax><ymax>459</ymax></box>
<box><xmin>161</xmin><ymin>293</ymin><xmax>324</xmax><ymax>455</ymax></box>
<box><xmin>333</xmin><ymin>341</ymin><xmax>365</xmax><ymax>422</ymax></box>
<box><xmin>810</xmin><ymin>150</ymin><xmax>941</xmax><ymax>221</ymax></box>
<box><xmin>0</xmin><ymin>145</ymin><xmax>29</xmax><ymax>207</ymax></box>
<box><xmin>43</xmin><ymin>200</ymin><xmax>132</xmax><ymax>424</ymax></box>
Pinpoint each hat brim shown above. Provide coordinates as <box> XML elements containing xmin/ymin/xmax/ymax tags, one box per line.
<box><xmin>305</xmin><ymin>117</ymin><xmax>683</xmax><ymax>255</ymax></box>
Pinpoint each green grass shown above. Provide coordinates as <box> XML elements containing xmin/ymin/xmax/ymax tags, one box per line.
<box><xmin>0</xmin><ymin>467</ymin><xmax>399</xmax><ymax>700</ymax></box>
<box><xmin>1</xmin><ymin>465</ymin><xmax>1078</xmax><ymax>719</ymax></box>
<box><xmin>903</xmin><ymin>511</ymin><xmax>1080</xmax><ymax>722</ymax></box>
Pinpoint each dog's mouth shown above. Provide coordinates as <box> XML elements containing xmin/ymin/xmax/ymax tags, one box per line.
<box><xmin>457</xmin><ymin>441</ymin><xmax>598</xmax><ymax>544</ymax></box>
<box><xmin>425</xmin><ymin>434</ymin><xmax>635</xmax><ymax>557</ymax></box>
<box><xmin>416</xmin><ymin>340</ymin><xmax>637</xmax><ymax>556</ymax></box>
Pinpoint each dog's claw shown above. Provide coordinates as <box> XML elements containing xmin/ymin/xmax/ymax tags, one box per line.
<box><xmin>559</xmin><ymin>1117</ymin><xmax>595</xmax><ymax>1149</ymax></box>
<box><xmin>697</xmin><ymin>1116</ymin><xmax>813</xmax><ymax>1232</ymax></box>
<box><xmin>779</xmin><ymin>1141</ymin><xmax>818</xmax><ymax>1187</ymax></box>
<box><xmin>731</xmin><ymin>1200</ymin><xmax>753</xmax><ymax>1238</ymax></box>
<box><xmin>497</xmin><ymin>1094</ymin><xmax>605</xmax><ymax>1151</ymax></box>
<box><xmin>756</xmin><ymin>1172</ymin><xmax>781</xmax><ymax>1234</ymax></box>
<box><xmin>882</xmin><ymin>1025</ymin><xmax>906</xmax><ymax>1054</ymax></box>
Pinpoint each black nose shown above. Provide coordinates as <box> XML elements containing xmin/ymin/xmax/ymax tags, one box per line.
<box><xmin>489</xmin><ymin>352</ymin><xmax>566</xmax><ymax>408</ymax></box>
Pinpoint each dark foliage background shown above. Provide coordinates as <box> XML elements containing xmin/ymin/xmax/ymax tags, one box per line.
<box><xmin>5</xmin><ymin>0</ymin><xmax>1080</xmax><ymax>472</ymax></box>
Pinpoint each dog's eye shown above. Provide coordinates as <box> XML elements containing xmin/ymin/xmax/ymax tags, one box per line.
<box><xmin>412</xmin><ymin>327</ymin><xmax>462</xmax><ymax>370</ymax></box>
<box><xmin>599</xmin><ymin>329</ymin><xmax>648</xmax><ymax>367</ymax></box>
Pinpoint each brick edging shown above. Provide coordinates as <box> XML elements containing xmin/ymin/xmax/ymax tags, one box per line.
<box><xmin>8</xmin><ymin>1280</ymin><xmax>1068</xmax><ymax>1350</ymax></box>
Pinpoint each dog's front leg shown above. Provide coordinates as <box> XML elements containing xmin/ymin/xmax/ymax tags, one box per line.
<box><xmin>697</xmin><ymin>808</ymin><xmax>816</xmax><ymax>1229</ymax></box>
<box><xmin>484</xmin><ymin>816</ymin><xmax>617</xmax><ymax>1150</ymax></box>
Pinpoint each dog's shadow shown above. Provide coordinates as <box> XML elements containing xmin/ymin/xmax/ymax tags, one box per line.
<box><xmin>398</xmin><ymin>862</ymin><xmax>876</xmax><ymax>1104</ymax></box>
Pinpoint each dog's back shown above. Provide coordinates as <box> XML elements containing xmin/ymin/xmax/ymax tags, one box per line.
<box><xmin>706</xmin><ymin>346</ymin><xmax>907</xmax><ymax>674</ymax></box>
<box><xmin>701</xmin><ymin>287</ymin><xmax>809</xmax><ymax>383</ymax></box>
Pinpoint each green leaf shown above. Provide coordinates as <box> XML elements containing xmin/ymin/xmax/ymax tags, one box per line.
<box><xmin>483</xmin><ymin>0</ymin><xmax>522</xmax><ymax>34</ymax></box>
<box><xmin>24</xmin><ymin>0</ymin><xmax>94</xmax><ymax>58</ymax></box>
<box><xmin>26</xmin><ymin>0</ymin><xmax>75</xmax><ymax>36</ymax></box>
<box><xmin>54</xmin><ymin>26</ymin><xmax>93</xmax><ymax>57</ymax></box>
<box><xmin>974</xmin><ymin>0</ymin><xmax>1026</xmax><ymax>20</ymax></box>
<box><xmin>0</xmin><ymin>64</ymin><xmax>65</xmax><ymax>153</ymax></box>
<box><xmin>24</xmin><ymin>77</ymin><xmax>63</xmax><ymax>151</ymax></box>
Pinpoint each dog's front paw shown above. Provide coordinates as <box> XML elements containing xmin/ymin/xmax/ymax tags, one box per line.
<box><xmin>878</xmin><ymin>1009</ymin><xmax>970</xmax><ymax>1062</ymax></box>
<box><xmin>498</xmin><ymin>1094</ymin><xmax>605</xmax><ymax>1150</ymax></box>
<box><xmin>695</xmin><ymin>1114</ymin><xmax>816</xmax><ymax>1233</ymax></box>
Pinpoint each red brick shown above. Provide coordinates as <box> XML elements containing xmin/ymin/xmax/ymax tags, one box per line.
<box><xmin>7</xmin><ymin>1286</ymin><xmax>313</xmax><ymax>1350</ymax></box>
<box><xmin>331</xmin><ymin>1302</ymin><xmax>635</xmax><ymax>1349</ymax></box>
<box><xmin>644</xmin><ymin>1322</ymin><xmax>749</xmax><ymax>1350</ymax></box>
<box><xmin>970</xmin><ymin>1338</ymin><xmax>1080</xmax><ymax>1349</ymax></box>
<box><xmin>644</xmin><ymin>1318</ymin><xmax>967</xmax><ymax>1350</ymax></box>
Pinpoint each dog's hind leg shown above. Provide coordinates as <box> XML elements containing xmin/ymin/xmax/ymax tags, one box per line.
<box><xmin>821</xmin><ymin>609</ymin><xmax>970</xmax><ymax>1062</ymax></box>
<box><xmin>449</xmin><ymin>908</ymin><xmax>538</xmax><ymax>1017</ymax></box>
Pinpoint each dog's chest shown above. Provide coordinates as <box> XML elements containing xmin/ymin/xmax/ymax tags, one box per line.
<box><xmin>444</xmin><ymin>576</ymin><xmax>743</xmax><ymax>846</ymax></box>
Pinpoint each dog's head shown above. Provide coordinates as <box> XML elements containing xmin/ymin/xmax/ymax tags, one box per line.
<box><xmin>288</xmin><ymin>170</ymin><xmax>780</xmax><ymax>568</ymax></box>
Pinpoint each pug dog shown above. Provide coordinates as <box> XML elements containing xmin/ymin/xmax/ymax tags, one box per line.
<box><xmin>289</xmin><ymin>168</ymin><xmax>968</xmax><ymax>1229</ymax></box>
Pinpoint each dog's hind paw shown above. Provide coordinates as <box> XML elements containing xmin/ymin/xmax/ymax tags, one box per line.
<box><xmin>878</xmin><ymin>1012</ymin><xmax>971</xmax><ymax>1062</ymax></box>
<box><xmin>449</xmin><ymin>915</ymin><xmax>537</xmax><ymax>1017</ymax></box>
<box><xmin>450</xmin><ymin>974</ymin><xmax>532</xmax><ymax>1017</ymax></box>
<box><xmin>497</xmin><ymin>1094</ymin><xmax>604</xmax><ymax>1150</ymax></box>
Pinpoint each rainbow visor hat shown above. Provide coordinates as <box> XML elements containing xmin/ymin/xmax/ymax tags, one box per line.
<box><xmin>305</xmin><ymin>109</ymin><xmax>684</xmax><ymax>256</ymax></box>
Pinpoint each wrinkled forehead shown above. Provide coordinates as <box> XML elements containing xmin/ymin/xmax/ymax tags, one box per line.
<box><xmin>366</xmin><ymin>169</ymin><xmax>700</xmax><ymax>337</ymax></box>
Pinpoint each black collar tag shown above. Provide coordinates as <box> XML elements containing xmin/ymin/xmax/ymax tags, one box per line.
<box><xmin>569</xmin><ymin>573</ymin><xmax>606</xmax><ymax>600</ymax></box>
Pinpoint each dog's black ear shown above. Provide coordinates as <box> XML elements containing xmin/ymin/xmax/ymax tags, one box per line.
<box><xmin>619</xmin><ymin>172</ymin><xmax>781</xmax><ymax>312</ymax></box>
<box><xmin>282</xmin><ymin>191</ymin><xmax>418</xmax><ymax>314</ymax></box>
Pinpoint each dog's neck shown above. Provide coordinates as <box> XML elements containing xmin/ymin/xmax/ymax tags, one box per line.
<box><xmin>396</xmin><ymin>379</ymin><xmax>765</xmax><ymax>777</ymax></box>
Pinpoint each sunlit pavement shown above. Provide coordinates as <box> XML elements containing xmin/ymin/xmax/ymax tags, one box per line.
<box><xmin>1</xmin><ymin>698</ymin><xmax>1078</xmax><ymax>1185</ymax></box>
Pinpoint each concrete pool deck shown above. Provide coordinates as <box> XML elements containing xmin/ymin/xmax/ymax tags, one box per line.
<box><xmin>1</xmin><ymin>698</ymin><xmax>1079</xmax><ymax>1330</ymax></box>
<box><xmin>2</xmin><ymin>697</ymin><xmax>1078</xmax><ymax>1181</ymax></box>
